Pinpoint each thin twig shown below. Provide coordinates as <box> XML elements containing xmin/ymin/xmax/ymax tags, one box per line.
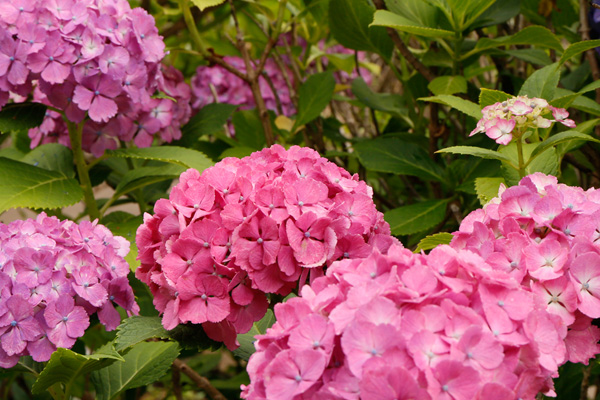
<box><xmin>172</xmin><ymin>364</ymin><xmax>183</xmax><ymax>400</ymax></box>
<box><xmin>173</xmin><ymin>358</ymin><xmax>226</xmax><ymax>400</ymax></box>
<box><xmin>581</xmin><ymin>363</ymin><xmax>592</xmax><ymax>400</ymax></box>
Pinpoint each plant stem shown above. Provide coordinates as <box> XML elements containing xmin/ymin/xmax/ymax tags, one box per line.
<box><xmin>516</xmin><ymin>136</ymin><xmax>525</xmax><ymax>178</ymax></box>
<box><xmin>172</xmin><ymin>358</ymin><xmax>226</xmax><ymax>400</ymax></box>
<box><xmin>67</xmin><ymin>121</ymin><xmax>99</xmax><ymax>221</ymax></box>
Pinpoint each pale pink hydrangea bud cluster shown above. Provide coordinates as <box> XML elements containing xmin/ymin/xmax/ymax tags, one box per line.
<box><xmin>135</xmin><ymin>144</ymin><xmax>389</xmax><ymax>349</ymax></box>
<box><xmin>0</xmin><ymin>213</ymin><xmax>139</xmax><ymax>368</ymax></box>
<box><xmin>451</xmin><ymin>172</ymin><xmax>600</xmax><ymax>365</ymax></box>
<box><xmin>0</xmin><ymin>0</ymin><xmax>191</xmax><ymax>156</ymax></box>
<box><xmin>469</xmin><ymin>96</ymin><xmax>576</xmax><ymax>145</ymax></box>
<box><xmin>191</xmin><ymin>57</ymin><xmax>294</xmax><ymax>117</ymax></box>
<box><xmin>242</xmin><ymin>241</ymin><xmax>580</xmax><ymax>400</ymax></box>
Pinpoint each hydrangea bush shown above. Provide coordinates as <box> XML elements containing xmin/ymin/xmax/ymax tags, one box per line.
<box><xmin>135</xmin><ymin>144</ymin><xmax>389</xmax><ymax>348</ymax></box>
<box><xmin>0</xmin><ymin>213</ymin><xmax>138</xmax><ymax>368</ymax></box>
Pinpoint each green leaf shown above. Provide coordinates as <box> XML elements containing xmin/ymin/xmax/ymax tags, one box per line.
<box><xmin>233</xmin><ymin>309</ymin><xmax>275</xmax><ymax>361</ymax></box>
<box><xmin>428</xmin><ymin>76</ymin><xmax>467</xmax><ymax>96</ymax></box>
<box><xmin>414</xmin><ymin>232</ymin><xmax>454</xmax><ymax>252</ymax></box>
<box><xmin>518</xmin><ymin>63</ymin><xmax>560</xmax><ymax>100</ymax></box>
<box><xmin>529</xmin><ymin>130</ymin><xmax>600</xmax><ymax>161</ymax></box>
<box><xmin>219</xmin><ymin>146</ymin><xmax>256</xmax><ymax>159</ymax></box>
<box><xmin>177</xmin><ymin>103</ymin><xmax>237</xmax><ymax>147</ymax></box>
<box><xmin>21</xmin><ymin>143</ymin><xmax>75</xmax><ymax>178</ymax></box>
<box><xmin>294</xmin><ymin>71</ymin><xmax>336</xmax><ymax>129</ymax></box>
<box><xmin>437</xmin><ymin>146</ymin><xmax>514</xmax><ymax>163</ymax></box>
<box><xmin>479</xmin><ymin>88</ymin><xmax>513</xmax><ymax>108</ymax></box>
<box><xmin>473</xmin><ymin>26</ymin><xmax>563</xmax><ymax>53</ymax></box>
<box><xmin>0</xmin><ymin>103</ymin><xmax>47</xmax><ymax>134</ymax></box>
<box><xmin>0</xmin><ymin>157</ymin><xmax>84</xmax><ymax>213</ymax></box>
<box><xmin>91</xmin><ymin>341</ymin><xmax>180</xmax><ymax>400</ymax></box>
<box><xmin>499</xmin><ymin>142</ymin><xmax>559</xmax><ymax>185</ymax></box>
<box><xmin>558</xmin><ymin>40</ymin><xmax>600</xmax><ymax>67</ymax></box>
<box><xmin>351</xmin><ymin>77</ymin><xmax>407</xmax><ymax>117</ymax></box>
<box><xmin>419</xmin><ymin>95</ymin><xmax>482</xmax><ymax>119</ymax></box>
<box><xmin>232</xmin><ymin>109</ymin><xmax>268</xmax><ymax>150</ymax></box>
<box><xmin>106</xmin><ymin>146</ymin><xmax>213</xmax><ymax>173</ymax></box>
<box><xmin>103</xmin><ymin>213</ymin><xmax>143</xmax><ymax>271</ymax></box>
<box><xmin>469</xmin><ymin>0</ymin><xmax>520</xmax><ymax>29</ymax></box>
<box><xmin>114</xmin><ymin>316</ymin><xmax>170</xmax><ymax>352</ymax></box>
<box><xmin>475</xmin><ymin>177</ymin><xmax>505</xmax><ymax>205</ymax></box>
<box><xmin>370</xmin><ymin>10</ymin><xmax>455</xmax><ymax>38</ymax></box>
<box><xmin>190</xmin><ymin>0</ymin><xmax>225</xmax><ymax>11</ymax></box>
<box><xmin>385</xmin><ymin>199</ymin><xmax>449</xmax><ymax>236</ymax></box>
<box><xmin>329</xmin><ymin>0</ymin><xmax>393</xmax><ymax>58</ymax></box>
<box><xmin>354</xmin><ymin>137</ymin><xmax>446</xmax><ymax>182</ymax></box>
<box><xmin>502</xmin><ymin>49</ymin><xmax>552</xmax><ymax>66</ymax></box>
<box><xmin>112</xmin><ymin>164</ymin><xmax>185</xmax><ymax>200</ymax></box>
<box><xmin>32</xmin><ymin>346</ymin><xmax>123</xmax><ymax>394</ymax></box>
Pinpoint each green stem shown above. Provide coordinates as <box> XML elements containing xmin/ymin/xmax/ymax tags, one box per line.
<box><xmin>180</xmin><ymin>0</ymin><xmax>206</xmax><ymax>55</ymax></box>
<box><xmin>67</xmin><ymin>121</ymin><xmax>99</xmax><ymax>221</ymax></box>
<box><xmin>516</xmin><ymin>136</ymin><xmax>525</xmax><ymax>178</ymax></box>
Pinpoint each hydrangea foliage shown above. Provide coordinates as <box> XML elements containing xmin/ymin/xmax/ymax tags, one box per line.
<box><xmin>0</xmin><ymin>213</ymin><xmax>138</xmax><ymax>368</ymax></box>
<box><xmin>0</xmin><ymin>0</ymin><xmax>191</xmax><ymax>156</ymax></box>
<box><xmin>135</xmin><ymin>145</ymin><xmax>389</xmax><ymax>349</ymax></box>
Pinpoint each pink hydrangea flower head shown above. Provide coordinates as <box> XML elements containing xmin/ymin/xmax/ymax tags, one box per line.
<box><xmin>136</xmin><ymin>145</ymin><xmax>387</xmax><ymax>348</ymax></box>
<box><xmin>0</xmin><ymin>213</ymin><xmax>138</xmax><ymax>368</ymax></box>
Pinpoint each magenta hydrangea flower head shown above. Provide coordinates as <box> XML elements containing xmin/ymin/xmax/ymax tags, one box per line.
<box><xmin>135</xmin><ymin>145</ymin><xmax>389</xmax><ymax>349</ymax></box>
<box><xmin>242</xmin><ymin>241</ymin><xmax>576</xmax><ymax>400</ymax></box>
<box><xmin>0</xmin><ymin>213</ymin><xmax>138</xmax><ymax>368</ymax></box>
<box><xmin>0</xmin><ymin>0</ymin><xmax>191</xmax><ymax>156</ymax></box>
<box><xmin>452</xmin><ymin>173</ymin><xmax>600</xmax><ymax>365</ymax></box>
<box><xmin>469</xmin><ymin>96</ymin><xmax>576</xmax><ymax>145</ymax></box>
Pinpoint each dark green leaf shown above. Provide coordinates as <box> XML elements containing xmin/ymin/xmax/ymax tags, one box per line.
<box><xmin>473</xmin><ymin>26</ymin><xmax>563</xmax><ymax>53</ymax></box>
<box><xmin>428</xmin><ymin>76</ymin><xmax>467</xmax><ymax>95</ymax></box>
<box><xmin>233</xmin><ymin>309</ymin><xmax>275</xmax><ymax>361</ymax></box>
<box><xmin>419</xmin><ymin>95</ymin><xmax>482</xmax><ymax>119</ymax></box>
<box><xmin>558</xmin><ymin>40</ymin><xmax>600</xmax><ymax>67</ymax></box>
<box><xmin>0</xmin><ymin>103</ymin><xmax>47</xmax><ymax>134</ymax></box>
<box><xmin>385</xmin><ymin>199</ymin><xmax>449</xmax><ymax>235</ymax></box>
<box><xmin>351</xmin><ymin>77</ymin><xmax>407</xmax><ymax>117</ymax></box>
<box><xmin>528</xmin><ymin>130</ymin><xmax>600</xmax><ymax>161</ymax></box>
<box><xmin>177</xmin><ymin>103</ymin><xmax>238</xmax><ymax>147</ymax></box>
<box><xmin>114</xmin><ymin>316</ymin><xmax>170</xmax><ymax>352</ymax></box>
<box><xmin>22</xmin><ymin>144</ymin><xmax>75</xmax><ymax>178</ymax></box>
<box><xmin>371</xmin><ymin>10</ymin><xmax>454</xmax><ymax>38</ymax></box>
<box><xmin>112</xmin><ymin>164</ymin><xmax>185</xmax><ymax>200</ymax></box>
<box><xmin>437</xmin><ymin>146</ymin><xmax>514</xmax><ymax>163</ymax></box>
<box><xmin>232</xmin><ymin>109</ymin><xmax>267</xmax><ymax>150</ymax></box>
<box><xmin>518</xmin><ymin>63</ymin><xmax>560</xmax><ymax>100</ymax></box>
<box><xmin>106</xmin><ymin>146</ymin><xmax>213</xmax><ymax>173</ymax></box>
<box><xmin>294</xmin><ymin>71</ymin><xmax>336</xmax><ymax>129</ymax></box>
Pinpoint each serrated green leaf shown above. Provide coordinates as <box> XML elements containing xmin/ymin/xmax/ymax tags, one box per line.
<box><xmin>371</xmin><ymin>10</ymin><xmax>454</xmax><ymax>38</ymax></box>
<box><xmin>518</xmin><ymin>63</ymin><xmax>560</xmax><ymax>100</ymax></box>
<box><xmin>428</xmin><ymin>76</ymin><xmax>467</xmax><ymax>96</ymax></box>
<box><xmin>106</xmin><ymin>146</ymin><xmax>213</xmax><ymax>173</ymax></box>
<box><xmin>528</xmin><ymin>130</ymin><xmax>600</xmax><ymax>161</ymax></box>
<box><xmin>558</xmin><ymin>40</ymin><xmax>600</xmax><ymax>67</ymax></box>
<box><xmin>385</xmin><ymin>199</ymin><xmax>449</xmax><ymax>236</ymax></box>
<box><xmin>329</xmin><ymin>0</ymin><xmax>393</xmax><ymax>59</ymax></box>
<box><xmin>475</xmin><ymin>177</ymin><xmax>505</xmax><ymax>205</ymax></box>
<box><xmin>0</xmin><ymin>157</ymin><xmax>84</xmax><ymax>213</ymax></box>
<box><xmin>91</xmin><ymin>341</ymin><xmax>180</xmax><ymax>400</ymax></box>
<box><xmin>437</xmin><ymin>146</ymin><xmax>514</xmax><ymax>163</ymax></box>
<box><xmin>354</xmin><ymin>137</ymin><xmax>446</xmax><ymax>182</ymax></box>
<box><xmin>294</xmin><ymin>71</ymin><xmax>336</xmax><ymax>129</ymax></box>
<box><xmin>233</xmin><ymin>309</ymin><xmax>275</xmax><ymax>361</ymax></box>
<box><xmin>479</xmin><ymin>88</ymin><xmax>513</xmax><ymax>108</ymax></box>
<box><xmin>414</xmin><ymin>232</ymin><xmax>454</xmax><ymax>252</ymax></box>
<box><xmin>190</xmin><ymin>0</ymin><xmax>225</xmax><ymax>11</ymax></box>
<box><xmin>0</xmin><ymin>103</ymin><xmax>47</xmax><ymax>134</ymax></box>
<box><xmin>419</xmin><ymin>95</ymin><xmax>482</xmax><ymax>119</ymax></box>
<box><xmin>114</xmin><ymin>316</ymin><xmax>170</xmax><ymax>352</ymax></box>
<box><xmin>22</xmin><ymin>143</ymin><xmax>75</xmax><ymax>178</ymax></box>
<box><xmin>177</xmin><ymin>103</ymin><xmax>237</xmax><ymax>147</ymax></box>
<box><xmin>32</xmin><ymin>346</ymin><xmax>123</xmax><ymax>394</ymax></box>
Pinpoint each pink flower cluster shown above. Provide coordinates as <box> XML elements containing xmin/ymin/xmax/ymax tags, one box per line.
<box><xmin>242</xmin><ymin>239</ymin><xmax>583</xmax><ymax>400</ymax></box>
<box><xmin>191</xmin><ymin>56</ymin><xmax>294</xmax><ymax>117</ymax></box>
<box><xmin>135</xmin><ymin>145</ymin><xmax>389</xmax><ymax>349</ymax></box>
<box><xmin>451</xmin><ymin>172</ymin><xmax>600</xmax><ymax>364</ymax></box>
<box><xmin>0</xmin><ymin>0</ymin><xmax>191</xmax><ymax>156</ymax></box>
<box><xmin>470</xmin><ymin>96</ymin><xmax>576</xmax><ymax>145</ymax></box>
<box><xmin>0</xmin><ymin>213</ymin><xmax>139</xmax><ymax>368</ymax></box>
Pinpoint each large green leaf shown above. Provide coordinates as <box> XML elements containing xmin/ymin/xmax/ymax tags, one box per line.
<box><xmin>351</xmin><ymin>77</ymin><xmax>407</xmax><ymax>117</ymax></box>
<box><xmin>354</xmin><ymin>137</ymin><xmax>446</xmax><ymax>182</ymax></box>
<box><xmin>475</xmin><ymin>176</ymin><xmax>505</xmax><ymax>205</ymax></box>
<box><xmin>329</xmin><ymin>0</ymin><xmax>393</xmax><ymax>58</ymax></box>
<box><xmin>294</xmin><ymin>71</ymin><xmax>336</xmax><ymax>129</ymax></box>
<box><xmin>0</xmin><ymin>157</ymin><xmax>84</xmax><ymax>213</ymax></box>
<box><xmin>232</xmin><ymin>109</ymin><xmax>268</xmax><ymax>150</ymax></box>
<box><xmin>22</xmin><ymin>143</ymin><xmax>75</xmax><ymax>178</ymax></box>
<box><xmin>469</xmin><ymin>0</ymin><xmax>520</xmax><ymax>29</ymax></box>
<box><xmin>558</xmin><ymin>40</ymin><xmax>600</xmax><ymax>67</ymax></box>
<box><xmin>479</xmin><ymin>88</ymin><xmax>512</xmax><ymax>108</ymax></box>
<box><xmin>437</xmin><ymin>146</ymin><xmax>514</xmax><ymax>163</ymax></box>
<box><xmin>112</xmin><ymin>164</ymin><xmax>185</xmax><ymax>200</ymax></box>
<box><xmin>385</xmin><ymin>199</ymin><xmax>449</xmax><ymax>235</ymax></box>
<box><xmin>414</xmin><ymin>232</ymin><xmax>454</xmax><ymax>252</ymax></box>
<box><xmin>470</xmin><ymin>26</ymin><xmax>563</xmax><ymax>55</ymax></box>
<box><xmin>428</xmin><ymin>76</ymin><xmax>467</xmax><ymax>95</ymax></box>
<box><xmin>233</xmin><ymin>309</ymin><xmax>275</xmax><ymax>361</ymax></box>
<box><xmin>371</xmin><ymin>10</ymin><xmax>454</xmax><ymax>38</ymax></box>
<box><xmin>106</xmin><ymin>146</ymin><xmax>213</xmax><ymax>173</ymax></box>
<box><xmin>32</xmin><ymin>346</ymin><xmax>123</xmax><ymax>394</ymax></box>
<box><xmin>0</xmin><ymin>103</ymin><xmax>47</xmax><ymax>134</ymax></box>
<box><xmin>528</xmin><ymin>130</ymin><xmax>600</xmax><ymax>161</ymax></box>
<box><xmin>177</xmin><ymin>103</ymin><xmax>237</xmax><ymax>147</ymax></box>
<box><xmin>190</xmin><ymin>0</ymin><xmax>225</xmax><ymax>11</ymax></box>
<box><xmin>91</xmin><ymin>341</ymin><xmax>180</xmax><ymax>400</ymax></box>
<box><xmin>114</xmin><ymin>316</ymin><xmax>170</xmax><ymax>352</ymax></box>
<box><xmin>518</xmin><ymin>63</ymin><xmax>560</xmax><ymax>100</ymax></box>
<box><xmin>419</xmin><ymin>95</ymin><xmax>482</xmax><ymax>119</ymax></box>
